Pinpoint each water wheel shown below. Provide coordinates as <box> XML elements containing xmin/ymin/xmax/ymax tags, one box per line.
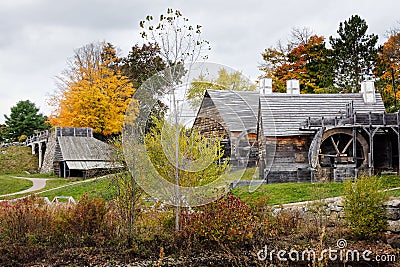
<box><xmin>318</xmin><ymin>128</ymin><xmax>369</xmax><ymax>168</ymax></box>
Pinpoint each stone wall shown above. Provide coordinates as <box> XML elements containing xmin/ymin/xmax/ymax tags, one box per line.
<box><xmin>40</xmin><ymin>130</ymin><xmax>56</xmax><ymax>174</ymax></box>
<box><xmin>272</xmin><ymin>197</ymin><xmax>400</xmax><ymax>234</ymax></box>
<box><xmin>0</xmin><ymin>142</ymin><xmax>25</xmax><ymax>148</ymax></box>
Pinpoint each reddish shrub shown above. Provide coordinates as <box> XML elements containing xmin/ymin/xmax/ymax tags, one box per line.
<box><xmin>179</xmin><ymin>193</ymin><xmax>255</xmax><ymax>248</ymax></box>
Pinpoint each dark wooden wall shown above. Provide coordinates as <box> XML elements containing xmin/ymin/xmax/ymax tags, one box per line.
<box><xmin>259</xmin><ymin>135</ymin><xmax>313</xmax><ymax>183</ymax></box>
<box><xmin>193</xmin><ymin>96</ymin><xmax>229</xmax><ymax>139</ymax></box>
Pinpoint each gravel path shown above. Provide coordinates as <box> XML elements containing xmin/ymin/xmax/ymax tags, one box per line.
<box><xmin>0</xmin><ymin>177</ymin><xmax>49</xmax><ymax>197</ymax></box>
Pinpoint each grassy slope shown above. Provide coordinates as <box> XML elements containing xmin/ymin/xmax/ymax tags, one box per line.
<box><xmin>0</xmin><ymin>146</ymin><xmax>38</xmax><ymax>174</ymax></box>
<box><xmin>0</xmin><ymin>175</ymin><xmax>33</xmax><ymax>195</ymax></box>
<box><xmin>233</xmin><ymin>181</ymin><xmax>344</xmax><ymax>205</ymax></box>
<box><xmin>37</xmin><ymin>177</ymin><xmax>115</xmax><ymax>201</ymax></box>
<box><xmin>233</xmin><ymin>175</ymin><xmax>400</xmax><ymax>205</ymax></box>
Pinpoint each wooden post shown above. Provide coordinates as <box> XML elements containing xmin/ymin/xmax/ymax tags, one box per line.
<box><xmin>353</xmin><ymin>127</ymin><xmax>357</xmax><ymax>177</ymax></box>
<box><xmin>63</xmin><ymin>161</ymin><xmax>66</xmax><ymax>178</ymax></box>
<box><xmin>398</xmin><ymin>112</ymin><xmax>400</xmax><ymax>175</ymax></box>
<box><xmin>368</xmin><ymin>112</ymin><xmax>374</xmax><ymax>176</ymax></box>
<box><xmin>38</xmin><ymin>143</ymin><xmax>42</xmax><ymax>169</ymax></box>
<box><xmin>398</xmin><ymin>128</ymin><xmax>400</xmax><ymax>175</ymax></box>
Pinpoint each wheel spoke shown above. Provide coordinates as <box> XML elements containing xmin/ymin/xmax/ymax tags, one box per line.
<box><xmin>341</xmin><ymin>138</ymin><xmax>353</xmax><ymax>154</ymax></box>
<box><xmin>330</xmin><ymin>136</ymin><xmax>340</xmax><ymax>154</ymax></box>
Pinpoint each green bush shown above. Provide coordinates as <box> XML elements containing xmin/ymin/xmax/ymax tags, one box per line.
<box><xmin>344</xmin><ymin>176</ymin><xmax>388</xmax><ymax>239</ymax></box>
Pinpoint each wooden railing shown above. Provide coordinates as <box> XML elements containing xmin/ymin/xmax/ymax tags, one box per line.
<box><xmin>26</xmin><ymin>130</ymin><xmax>49</xmax><ymax>145</ymax></box>
<box><xmin>300</xmin><ymin>112</ymin><xmax>400</xmax><ymax>130</ymax></box>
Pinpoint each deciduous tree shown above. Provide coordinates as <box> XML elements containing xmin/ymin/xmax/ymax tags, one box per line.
<box><xmin>145</xmin><ymin>118</ymin><xmax>229</xmax><ymax>188</ymax></box>
<box><xmin>121</xmin><ymin>43</ymin><xmax>166</xmax><ymax>89</ymax></box>
<box><xmin>187</xmin><ymin>68</ymin><xmax>256</xmax><ymax>108</ymax></box>
<box><xmin>261</xmin><ymin>35</ymin><xmax>333</xmax><ymax>93</ymax></box>
<box><xmin>375</xmin><ymin>32</ymin><xmax>400</xmax><ymax>111</ymax></box>
<box><xmin>139</xmin><ymin>8</ymin><xmax>211</xmax><ymax>231</ymax></box>
<box><xmin>49</xmin><ymin>42</ymin><xmax>136</xmax><ymax>137</ymax></box>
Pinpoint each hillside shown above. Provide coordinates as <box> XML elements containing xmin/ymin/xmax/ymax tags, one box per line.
<box><xmin>0</xmin><ymin>145</ymin><xmax>38</xmax><ymax>174</ymax></box>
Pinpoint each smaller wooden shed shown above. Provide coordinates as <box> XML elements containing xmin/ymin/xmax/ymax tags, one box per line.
<box><xmin>51</xmin><ymin>127</ymin><xmax>120</xmax><ymax>178</ymax></box>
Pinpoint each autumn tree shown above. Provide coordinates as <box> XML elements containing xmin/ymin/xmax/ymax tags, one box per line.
<box><xmin>4</xmin><ymin>100</ymin><xmax>49</xmax><ymax>141</ymax></box>
<box><xmin>261</xmin><ymin>34</ymin><xmax>333</xmax><ymax>93</ymax></box>
<box><xmin>187</xmin><ymin>68</ymin><xmax>257</xmax><ymax>108</ymax></box>
<box><xmin>145</xmin><ymin>118</ymin><xmax>229</xmax><ymax>188</ymax></box>
<box><xmin>375</xmin><ymin>32</ymin><xmax>400</xmax><ymax>111</ymax></box>
<box><xmin>49</xmin><ymin>42</ymin><xmax>135</xmax><ymax>137</ymax></box>
<box><xmin>329</xmin><ymin>15</ymin><xmax>378</xmax><ymax>93</ymax></box>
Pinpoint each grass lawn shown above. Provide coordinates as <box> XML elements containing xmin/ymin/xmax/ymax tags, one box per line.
<box><xmin>0</xmin><ymin>146</ymin><xmax>38</xmax><ymax>174</ymax></box>
<box><xmin>232</xmin><ymin>174</ymin><xmax>400</xmax><ymax>206</ymax></box>
<box><xmin>0</xmin><ymin>174</ymin><xmax>80</xmax><ymax>199</ymax></box>
<box><xmin>0</xmin><ymin>175</ymin><xmax>33</xmax><ymax>195</ymax></box>
<box><xmin>233</xmin><ymin>181</ymin><xmax>344</xmax><ymax>205</ymax></box>
<box><xmin>1</xmin><ymin>167</ymin><xmax>400</xmax><ymax>205</ymax></box>
<box><xmin>38</xmin><ymin>176</ymin><xmax>115</xmax><ymax>201</ymax></box>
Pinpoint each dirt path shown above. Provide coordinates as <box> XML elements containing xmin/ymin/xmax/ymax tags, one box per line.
<box><xmin>0</xmin><ymin>177</ymin><xmax>49</xmax><ymax>197</ymax></box>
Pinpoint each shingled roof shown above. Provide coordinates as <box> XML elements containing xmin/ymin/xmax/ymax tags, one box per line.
<box><xmin>205</xmin><ymin>90</ymin><xmax>259</xmax><ymax>132</ymax></box>
<box><xmin>259</xmin><ymin>93</ymin><xmax>386</xmax><ymax>137</ymax></box>
<box><xmin>56</xmin><ymin>136</ymin><xmax>118</xmax><ymax>170</ymax></box>
<box><xmin>201</xmin><ymin>90</ymin><xmax>386</xmax><ymax>137</ymax></box>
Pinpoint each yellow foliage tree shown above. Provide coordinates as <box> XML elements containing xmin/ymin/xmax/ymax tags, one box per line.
<box><xmin>49</xmin><ymin>43</ymin><xmax>136</xmax><ymax>136</ymax></box>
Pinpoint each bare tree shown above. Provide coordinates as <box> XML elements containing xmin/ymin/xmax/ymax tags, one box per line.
<box><xmin>289</xmin><ymin>27</ymin><xmax>315</xmax><ymax>48</ymax></box>
<box><xmin>386</xmin><ymin>20</ymin><xmax>400</xmax><ymax>38</ymax></box>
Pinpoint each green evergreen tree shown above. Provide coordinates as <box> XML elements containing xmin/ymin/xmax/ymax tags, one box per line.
<box><xmin>329</xmin><ymin>15</ymin><xmax>378</xmax><ymax>93</ymax></box>
<box><xmin>0</xmin><ymin>124</ymin><xmax>7</xmax><ymax>142</ymax></box>
<box><xmin>4</xmin><ymin>100</ymin><xmax>49</xmax><ymax>141</ymax></box>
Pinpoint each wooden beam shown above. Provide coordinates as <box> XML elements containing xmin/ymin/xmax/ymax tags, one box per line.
<box><xmin>353</xmin><ymin>127</ymin><xmax>357</xmax><ymax>177</ymax></box>
<box><xmin>330</xmin><ymin>136</ymin><xmax>340</xmax><ymax>154</ymax></box>
<box><xmin>396</xmin><ymin>111</ymin><xmax>400</xmax><ymax>175</ymax></box>
<box><xmin>342</xmin><ymin>138</ymin><xmax>353</xmax><ymax>154</ymax></box>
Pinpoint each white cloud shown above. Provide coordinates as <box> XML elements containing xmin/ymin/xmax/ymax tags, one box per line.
<box><xmin>1</xmin><ymin>0</ymin><xmax>399</xmax><ymax>123</ymax></box>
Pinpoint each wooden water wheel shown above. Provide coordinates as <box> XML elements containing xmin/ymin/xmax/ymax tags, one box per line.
<box><xmin>318</xmin><ymin>128</ymin><xmax>369</xmax><ymax>168</ymax></box>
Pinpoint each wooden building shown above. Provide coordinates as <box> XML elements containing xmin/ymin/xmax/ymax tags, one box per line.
<box><xmin>193</xmin><ymin>90</ymin><xmax>259</xmax><ymax>168</ymax></box>
<box><xmin>193</xmin><ymin>80</ymin><xmax>399</xmax><ymax>183</ymax></box>
<box><xmin>35</xmin><ymin>127</ymin><xmax>120</xmax><ymax>178</ymax></box>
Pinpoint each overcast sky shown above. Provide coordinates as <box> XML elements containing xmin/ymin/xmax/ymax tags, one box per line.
<box><xmin>0</xmin><ymin>0</ymin><xmax>399</xmax><ymax>124</ymax></box>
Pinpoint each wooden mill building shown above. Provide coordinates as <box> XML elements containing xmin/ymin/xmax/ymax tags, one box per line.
<box><xmin>28</xmin><ymin>127</ymin><xmax>120</xmax><ymax>178</ymax></box>
<box><xmin>193</xmin><ymin>80</ymin><xmax>400</xmax><ymax>182</ymax></box>
<box><xmin>193</xmin><ymin>90</ymin><xmax>259</xmax><ymax>168</ymax></box>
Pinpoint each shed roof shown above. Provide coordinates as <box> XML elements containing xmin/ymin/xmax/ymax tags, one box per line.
<box><xmin>57</xmin><ymin>136</ymin><xmax>115</xmax><ymax>161</ymax></box>
<box><xmin>205</xmin><ymin>90</ymin><xmax>259</xmax><ymax>132</ymax></box>
<box><xmin>66</xmin><ymin>160</ymin><xmax>120</xmax><ymax>170</ymax></box>
<box><xmin>260</xmin><ymin>93</ymin><xmax>386</xmax><ymax>136</ymax></box>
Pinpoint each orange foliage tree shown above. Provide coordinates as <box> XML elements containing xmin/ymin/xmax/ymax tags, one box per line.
<box><xmin>376</xmin><ymin>33</ymin><xmax>400</xmax><ymax>112</ymax></box>
<box><xmin>261</xmin><ymin>34</ymin><xmax>334</xmax><ymax>93</ymax></box>
<box><xmin>49</xmin><ymin>42</ymin><xmax>136</xmax><ymax>136</ymax></box>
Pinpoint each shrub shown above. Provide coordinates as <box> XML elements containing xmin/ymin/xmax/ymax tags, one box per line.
<box><xmin>0</xmin><ymin>195</ymin><xmax>116</xmax><ymax>249</ymax></box>
<box><xmin>344</xmin><ymin>175</ymin><xmax>388</xmax><ymax>239</ymax></box>
<box><xmin>180</xmin><ymin>193</ymin><xmax>255</xmax><ymax>248</ymax></box>
<box><xmin>18</xmin><ymin>135</ymin><xmax>27</xmax><ymax>142</ymax></box>
<box><xmin>0</xmin><ymin>196</ymin><xmax>52</xmax><ymax>245</ymax></box>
